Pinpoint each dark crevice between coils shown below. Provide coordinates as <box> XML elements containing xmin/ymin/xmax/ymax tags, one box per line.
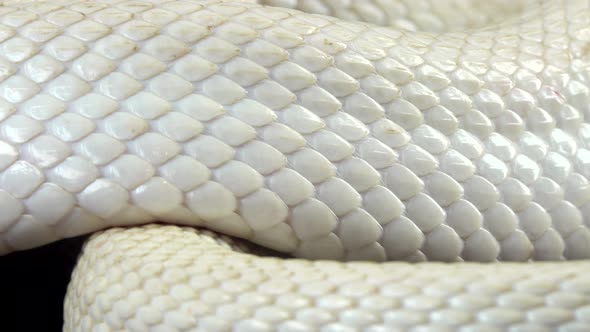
<box><xmin>0</xmin><ymin>234</ymin><xmax>89</xmax><ymax>332</ymax></box>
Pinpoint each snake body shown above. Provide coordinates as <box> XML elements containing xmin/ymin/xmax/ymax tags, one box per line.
<box><xmin>0</xmin><ymin>0</ymin><xmax>589</xmax><ymax>330</ymax></box>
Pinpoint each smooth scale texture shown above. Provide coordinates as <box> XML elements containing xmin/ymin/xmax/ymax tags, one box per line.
<box><xmin>67</xmin><ymin>225</ymin><xmax>590</xmax><ymax>331</ymax></box>
<box><xmin>0</xmin><ymin>0</ymin><xmax>589</xmax><ymax>263</ymax></box>
<box><xmin>0</xmin><ymin>0</ymin><xmax>588</xmax><ymax>329</ymax></box>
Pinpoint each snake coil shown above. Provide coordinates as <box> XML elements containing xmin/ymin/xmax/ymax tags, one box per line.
<box><xmin>0</xmin><ymin>0</ymin><xmax>589</xmax><ymax>331</ymax></box>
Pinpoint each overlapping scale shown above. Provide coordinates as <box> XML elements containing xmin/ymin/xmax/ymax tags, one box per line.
<box><xmin>0</xmin><ymin>0</ymin><xmax>588</xmax><ymax>270</ymax></box>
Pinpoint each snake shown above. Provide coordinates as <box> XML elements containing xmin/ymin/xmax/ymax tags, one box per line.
<box><xmin>0</xmin><ymin>0</ymin><xmax>589</xmax><ymax>330</ymax></box>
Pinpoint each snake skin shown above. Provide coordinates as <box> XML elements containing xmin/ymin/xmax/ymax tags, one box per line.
<box><xmin>0</xmin><ymin>0</ymin><xmax>588</xmax><ymax>330</ymax></box>
<box><xmin>66</xmin><ymin>225</ymin><xmax>590</xmax><ymax>331</ymax></box>
<box><xmin>260</xmin><ymin>0</ymin><xmax>528</xmax><ymax>32</ymax></box>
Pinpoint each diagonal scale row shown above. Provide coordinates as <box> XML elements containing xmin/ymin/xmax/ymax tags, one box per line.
<box><xmin>0</xmin><ymin>0</ymin><xmax>588</xmax><ymax>264</ymax></box>
<box><xmin>65</xmin><ymin>225</ymin><xmax>590</xmax><ymax>331</ymax></box>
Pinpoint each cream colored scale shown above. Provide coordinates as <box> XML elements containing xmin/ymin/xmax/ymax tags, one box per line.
<box><xmin>0</xmin><ymin>0</ymin><xmax>588</xmax><ymax>330</ymax></box>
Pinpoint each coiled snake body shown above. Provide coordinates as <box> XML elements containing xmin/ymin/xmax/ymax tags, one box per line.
<box><xmin>0</xmin><ymin>0</ymin><xmax>590</xmax><ymax>330</ymax></box>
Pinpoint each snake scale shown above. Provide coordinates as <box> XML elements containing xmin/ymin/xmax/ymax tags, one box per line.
<box><xmin>0</xmin><ymin>0</ymin><xmax>590</xmax><ymax>330</ymax></box>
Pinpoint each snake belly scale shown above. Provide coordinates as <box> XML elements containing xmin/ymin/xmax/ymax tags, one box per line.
<box><xmin>0</xmin><ymin>0</ymin><xmax>589</xmax><ymax>330</ymax></box>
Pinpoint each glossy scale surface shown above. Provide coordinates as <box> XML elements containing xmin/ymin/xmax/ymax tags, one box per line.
<box><xmin>0</xmin><ymin>0</ymin><xmax>588</xmax><ymax>330</ymax></box>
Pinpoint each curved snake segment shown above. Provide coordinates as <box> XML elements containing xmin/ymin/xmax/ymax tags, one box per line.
<box><xmin>260</xmin><ymin>0</ymin><xmax>529</xmax><ymax>32</ymax></box>
<box><xmin>0</xmin><ymin>0</ymin><xmax>589</xmax><ymax>330</ymax></box>
<box><xmin>68</xmin><ymin>226</ymin><xmax>590</xmax><ymax>331</ymax></box>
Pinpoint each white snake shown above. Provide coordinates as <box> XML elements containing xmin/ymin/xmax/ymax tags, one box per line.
<box><xmin>0</xmin><ymin>0</ymin><xmax>589</xmax><ymax>330</ymax></box>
